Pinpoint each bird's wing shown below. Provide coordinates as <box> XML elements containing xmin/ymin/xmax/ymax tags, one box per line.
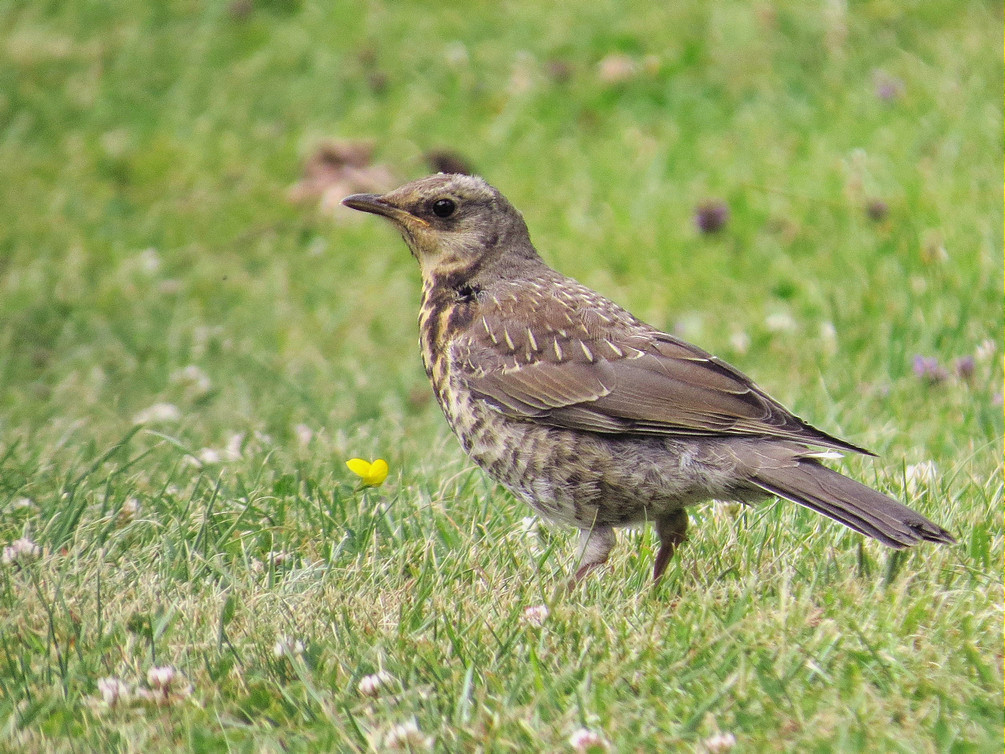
<box><xmin>456</xmin><ymin>288</ymin><xmax>869</xmax><ymax>454</ymax></box>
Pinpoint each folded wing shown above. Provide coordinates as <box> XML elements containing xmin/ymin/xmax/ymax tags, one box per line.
<box><xmin>460</xmin><ymin>296</ymin><xmax>869</xmax><ymax>455</ymax></box>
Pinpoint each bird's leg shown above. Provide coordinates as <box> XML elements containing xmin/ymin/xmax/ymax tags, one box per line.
<box><xmin>653</xmin><ymin>509</ymin><xmax>689</xmax><ymax>582</ymax></box>
<box><xmin>571</xmin><ymin>526</ymin><xmax>616</xmax><ymax>584</ymax></box>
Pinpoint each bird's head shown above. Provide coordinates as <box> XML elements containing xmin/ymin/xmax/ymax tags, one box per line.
<box><xmin>342</xmin><ymin>174</ymin><xmax>537</xmax><ymax>285</ymax></box>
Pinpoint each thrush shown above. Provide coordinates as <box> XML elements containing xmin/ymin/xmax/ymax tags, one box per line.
<box><xmin>342</xmin><ymin>174</ymin><xmax>956</xmax><ymax>583</ymax></box>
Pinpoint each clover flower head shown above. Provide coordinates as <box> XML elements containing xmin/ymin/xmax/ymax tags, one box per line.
<box><xmin>382</xmin><ymin>719</ymin><xmax>432</xmax><ymax>751</ymax></box>
<box><xmin>119</xmin><ymin>497</ymin><xmax>140</xmax><ymax>524</ymax></box>
<box><xmin>357</xmin><ymin>670</ymin><xmax>394</xmax><ymax>697</ymax></box>
<box><xmin>912</xmin><ymin>355</ymin><xmax>949</xmax><ymax>384</ymax></box>
<box><xmin>137</xmin><ymin>665</ymin><xmax>191</xmax><ymax>705</ymax></box>
<box><xmin>132</xmin><ymin>402</ymin><xmax>181</xmax><ymax>425</ymax></box>
<box><xmin>975</xmin><ymin>339</ymin><xmax>996</xmax><ymax>362</ymax></box>
<box><xmin>522</xmin><ymin>604</ymin><xmax>550</xmax><ymax>627</ymax></box>
<box><xmin>702</xmin><ymin>732</ymin><xmax>737</xmax><ymax>752</ymax></box>
<box><xmin>294</xmin><ymin>423</ymin><xmax>314</xmax><ymax>447</ymax></box>
<box><xmin>97</xmin><ymin>677</ymin><xmax>132</xmax><ymax>707</ymax></box>
<box><xmin>569</xmin><ymin>728</ymin><xmax>609</xmax><ymax>752</ymax></box>
<box><xmin>765</xmin><ymin>311</ymin><xmax>798</xmax><ymax>334</ymax></box>
<box><xmin>2</xmin><ymin>536</ymin><xmax>41</xmax><ymax>565</ymax></box>
<box><xmin>729</xmin><ymin>330</ymin><xmax>751</xmax><ymax>355</ymax></box>
<box><xmin>147</xmin><ymin>666</ymin><xmax>176</xmax><ymax>690</ymax></box>
<box><xmin>11</xmin><ymin>497</ymin><xmax>35</xmax><ymax>511</ymax></box>
<box><xmin>273</xmin><ymin>635</ymin><xmax>305</xmax><ymax>658</ymax></box>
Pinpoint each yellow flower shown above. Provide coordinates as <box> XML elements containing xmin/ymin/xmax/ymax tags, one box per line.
<box><xmin>346</xmin><ymin>458</ymin><xmax>389</xmax><ymax>487</ymax></box>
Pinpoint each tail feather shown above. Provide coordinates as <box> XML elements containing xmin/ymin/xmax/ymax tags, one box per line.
<box><xmin>752</xmin><ymin>459</ymin><xmax>956</xmax><ymax>548</ymax></box>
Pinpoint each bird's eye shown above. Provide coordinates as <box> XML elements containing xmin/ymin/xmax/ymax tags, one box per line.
<box><xmin>432</xmin><ymin>198</ymin><xmax>456</xmax><ymax>218</ymax></box>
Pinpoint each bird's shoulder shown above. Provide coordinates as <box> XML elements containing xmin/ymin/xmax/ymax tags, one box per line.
<box><xmin>452</xmin><ymin>272</ymin><xmax>655</xmax><ymax>372</ymax></box>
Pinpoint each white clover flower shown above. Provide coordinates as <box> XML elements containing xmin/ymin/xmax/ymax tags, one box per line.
<box><xmin>273</xmin><ymin>636</ymin><xmax>305</xmax><ymax>658</ymax></box>
<box><xmin>119</xmin><ymin>497</ymin><xmax>140</xmax><ymax>523</ymax></box>
<box><xmin>975</xmin><ymin>338</ymin><xmax>996</xmax><ymax>362</ymax></box>
<box><xmin>765</xmin><ymin>311</ymin><xmax>798</xmax><ymax>333</ymax></box>
<box><xmin>189</xmin><ymin>435</ymin><xmax>242</xmax><ymax>466</ymax></box>
<box><xmin>702</xmin><ymin>732</ymin><xmax>737</xmax><ymax>752</ymax></box>
<box><xmin>195</xmin><ymin>448</ymin><xmax>222</xmax><ymax>465</ymax></box>
<box><xmin>136</xmin><ymin>248</ymin><xmax>161</xmax><ymax>274</ymax></box>
<box><xmin>137</xmin><ymin>666</ymin><xmax>190</xmax><ymax>705</ymax></box>
<box><xmin>597</xmin><ymin>53</ymin><xmax>639</xmax><ymax>84</ymax></box>
<box><xmin>293</xmin><ymin>423</ymin><xmax>314</xmax><ymax>447</ymax></box>
<box><xmin>357</xmin><ymin>671</ymin><xmax>393</xmax><ymax>697</ymax></box>
<box><xmin>2</xmin><ymin>537</ymin><xmax>41</xmax><ymax>565</ymax></box>
<box><xmin>146</xmin><ymin>666</ymin><xmax>176</xmax><ymax>690</ymax></box>
<box><xmin>132</xmin><ymin>402</ymin><xmax>181</xmax><ymax>425</ymax></box>
<box><xmin>10</xmin><ymin>497</ymin><xmax>35</xmax><ymax>511</ymax></box>
<box><xmin>382</xmin><ymin>719</ymin><xmax>432</xmax><ymax>751</ymax></box>
<box><xmin>729</xmin><ymin>331</ymin><xmax>751</xmax><ymax>355</ymax></box>
<box><xmin>97</xmin><ymin>677</ymin><xmax>132</xmax><ymax>707</ymax></box>
<box><xmin>522</xmin><ymin>604</ymin><xmax>550</xmax><ymax>627</ymax></box>
<box><xmin>223</xmin><ymin>432</ymin><xmax>244</xmax><ymax>460</ymax></box>
<box><xmin>569</xmin><ymin>727</ymin><xmax>609</xmax><ymax>752</ymax></box>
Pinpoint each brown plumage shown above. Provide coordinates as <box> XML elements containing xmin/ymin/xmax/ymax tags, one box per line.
<box><xmin>342</xmin><ymin>174</ymin><xmax>956</xmax><ymax>583</ymax></box>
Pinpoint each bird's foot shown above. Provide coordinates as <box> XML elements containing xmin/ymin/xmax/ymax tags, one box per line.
<box><xmin>653</xmin><ymin>510</ymin><xmax>689</xmax><ymax>582</ymax></box>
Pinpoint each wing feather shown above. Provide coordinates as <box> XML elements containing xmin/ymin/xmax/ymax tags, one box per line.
<box><xmin>457</xmin><ymin>280</ymin><xmax>870</xmax><ymax>455</ymax></box>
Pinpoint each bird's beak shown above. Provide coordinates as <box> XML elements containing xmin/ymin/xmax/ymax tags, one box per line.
<box><xmin>341</xmin><ymin>193</ymin><xmax>430</xmax><ymax>228</ymax></box>
<box><xmin>342</xmin><ymin>193</ymin><xmax>393</xmax><ymax>216</ymax></box>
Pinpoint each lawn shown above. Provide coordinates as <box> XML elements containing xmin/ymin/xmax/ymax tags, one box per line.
<box><xmin>0</xmin><ymin>1</ymin><xmax>1002</xmax><ymax>751</ymax></box>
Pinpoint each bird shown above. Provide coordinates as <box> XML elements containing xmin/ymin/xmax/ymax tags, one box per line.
<box><xmin>342</xmin><ymin>174</ymin><xmax>956</xmax><ymax>583</ymax></box>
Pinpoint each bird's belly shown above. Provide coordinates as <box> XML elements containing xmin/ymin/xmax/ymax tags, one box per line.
<box><xmin>437</xmin><ymin>386</ymin><xmax>736</xmax><ymax>528</ymax></box>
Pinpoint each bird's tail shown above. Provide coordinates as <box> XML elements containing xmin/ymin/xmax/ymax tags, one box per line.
<box><xmin>751</xmin><ymin>459</ymin><xmax>956</xmax><ymax>548</ymax></box>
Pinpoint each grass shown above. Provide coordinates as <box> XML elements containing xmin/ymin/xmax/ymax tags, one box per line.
<box><xmin>1</xmin><ymin>0</ymin><xmax>1002</xmax><ymax>750</ymax></box>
